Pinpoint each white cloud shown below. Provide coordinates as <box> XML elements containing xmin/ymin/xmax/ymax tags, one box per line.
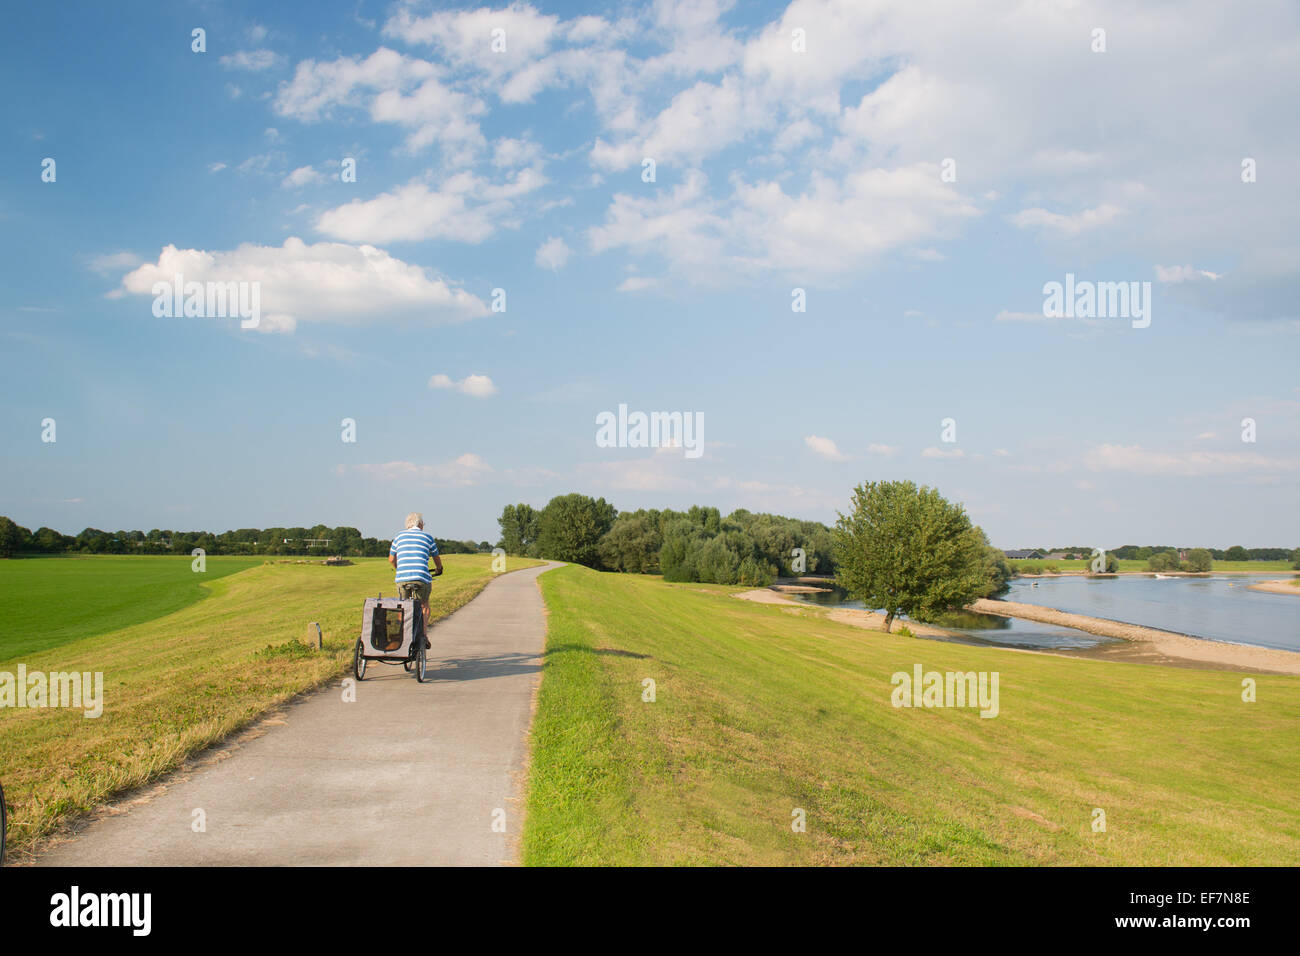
<box><xmin>282</xmin><ymin>165</ymin><xmax>324</xmax><ymax>188</ymax></box>
<box><xmin>275</xmin><ymin>48</ymin><xmax>485</xmax><ymax>158</ymax></box>
<box><xmin>429</xmin><ymin>373</ymin><xmax>498</xmax><ymax>397</ymax></box>
<box><xmin>1084</xmin><ymin>444</ymin><xmax>1298</xmax><ymax>477</ymax></box>
<box><xmin>866</xmin><ymin>443</ymin><xmax>898</xmax><ymax>457</ymax></box>
<box><xmin>921</xmin><ymin>446</ymin><xmax>964</xmax><ymax>459</ymax></box>
<box><xmin>589</xmin><ymin>164</ymin><xmax>978</xmax><ymax>279</ymax></box>
<box><xmin>353</xmin><ymin>453</ymin><xmax>493</xmax><ymax>486</ymax></box>
<box><xmin>804</xmin><ymin>435</ymin><xmax>849</xmax><ymax>461</ymax></box>
<box><xmin>208</xmin><ymin>162</ymin><xmax>227</xmax><ymax>173</ymax></box>
<box><xmin>115</xmin><ymin>238</ymin><xmax>488</xmax><ymax>331</ymax></box>
<box><xmin>534</xmin><ymin>236</ymin><xmax>571</xmax><ymax>270</ymax></box>
<box><xmin>316</xmin><ymin>168</ymin><xmax>545</xmax><ymax>243</ymax></box>
<box><xmin>256</xmin><ymin>0</ymin><xmax>1300</xmax><ymax>295</ymax></box>
<box><xmin>615</xmin><ymin>276</ymin><xmax>661</xmax><ymax>293</ymax></box>
<box><xmin>220</xmin><ymin>49</ymin><xmax>285</xmax><ymax>72</ymax></box>
<box><xmin>1009</xmin><ymin>203</ymin><xmax>1124</xmax><ymax>238</ymax></box>
<box><xmin>492</xmin><ymin>137</ymin><xmax>543</xmax><ymax>167</ymax></box>
<box><xmin>1155</xmin><ymin>264</ymin><xmax>1223</xmax><ymax>283</ymax></box>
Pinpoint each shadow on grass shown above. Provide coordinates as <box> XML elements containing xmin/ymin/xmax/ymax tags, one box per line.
<box><xmin>543</xmin><ymin>643</ymin><xmax>650</xmax><ymax>659</ymax></box>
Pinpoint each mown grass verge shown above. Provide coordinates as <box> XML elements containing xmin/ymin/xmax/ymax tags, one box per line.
<box><xmin>522</xmin><ymin>565</ymin><xmax>1299</xmax><ymax>865</ymax></box>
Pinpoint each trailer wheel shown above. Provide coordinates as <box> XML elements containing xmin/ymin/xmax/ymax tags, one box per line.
<box><xmin>415</xmin><ymin>641</ymin><xmax>427</xmax><ymax>683</ymax></box>
<box><xmin>353</xmin><ymin>639</ymin><xmax>367</xmax><ymax>681</ymax></box>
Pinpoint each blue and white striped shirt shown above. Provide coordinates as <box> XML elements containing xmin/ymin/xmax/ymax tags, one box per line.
<box><xmin>389</xmin><ymin>529</ymin><xmax>439</xmax><ymax>584</ymax></box>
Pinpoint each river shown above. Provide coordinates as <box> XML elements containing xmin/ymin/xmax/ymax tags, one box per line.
<box><xmin>788</xmin><ymin>574</ymin><xmax>1299</xmax><ymax>652</ymax></box>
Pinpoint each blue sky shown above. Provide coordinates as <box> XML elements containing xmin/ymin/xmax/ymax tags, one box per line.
<box><xmin>2</xmin><ymin>0</ymin><xmax>1298</xmax><ymax>548</ymax></box>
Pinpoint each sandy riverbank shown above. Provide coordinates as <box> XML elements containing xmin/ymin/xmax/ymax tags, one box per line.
<box><xmin>735</xmin><ymin>587</ymin><xmax>1300</xmax><ymax>675</ymax></box>
<box><xmin>737</xmin><ymin>589</ymin><xmax>962</xmax><ymax>638</ymax></box>
<box><xmin>1248</xmin><ymin>579</ymin><xmax>1300</xmax><ymax>595</ymax></box>
<box><xmin>970</xmin><ymin>598</ymin><xmax>1300</xmax><ymax>675</ymax></box>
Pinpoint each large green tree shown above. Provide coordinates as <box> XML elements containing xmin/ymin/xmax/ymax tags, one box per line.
<box><xmin>598</xmin><ymin>510</ymin><xmax>664</xmax><ymax>573</ymax></box>
<box><xmin>0</xmin><ymin>516</ymin><xmax>30</xmax><ymax>557</ymax></box>
<box><xmin>832</xmin><ymin>481</ymin><xmax>990</xmax><ymax>632</ymax></box>
<box><xmin>497</xmin><ymin>503</ymin><xmax>540</xmax><ymax>555</ymax></box>
<box><xmin>534</xmin><ymin>494</ymin><xmax>616</xmax><ymax>567</ymax></box>
<box><xmin>1184</xmin><ymin>548</ymin><xmax>1213</xmax><ymax>572</ymax></box>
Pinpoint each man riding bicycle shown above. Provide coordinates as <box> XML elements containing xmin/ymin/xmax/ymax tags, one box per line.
<box><xmin>388</xmin><ymin>512</ymin><xmax>443</xmax><ymax>629</ymax></box>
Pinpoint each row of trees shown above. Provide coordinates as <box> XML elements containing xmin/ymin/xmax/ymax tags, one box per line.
<box><xmin>1147</xmin><ymin>548</ymin><xmax>1214</xmax><ymax>572</ymax></box>
<box><xmin>1112</xmin><ymin>544</ymin><xmax>1295</xmax><ymax>562</ymax></box>
<box><xmin>0</xmin><ymin>517</ymin><xmax>490</xmax><ymax>559</ymax></box>
<box><xmin>497</xmin><ymin>495</ymin><xmax>834</xmax><ymax>586</ymax></box>
<box><xmin>498</xmin><ymin>482</ymin><xmax>1011</xmax><ymax>629</ymax></box>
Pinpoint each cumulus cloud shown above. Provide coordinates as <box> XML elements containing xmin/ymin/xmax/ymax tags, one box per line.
<box><xmin>282</xmin><ymin>165</ymin><xmax>324</xmax><ymax>188</ymax></box>
<box><xmin>1009</xmin><ymin>203</ymin><xmax>1124</xmax><ymax>238</ymax></box>
<box><xmin>275</xmin><ymin>47</ymin><xmax>484</xmax><ymax>158</ymax></box>
<box><xmin>804</xmin><ymin>435</ymin><xmax>849</xmax><ymax>461</ymax></box>
<box><xmin>534</xmin><ymin>236</ymin><xmax>571</xmax><ymax>270</ymax></box>
<box><xmin>1155</xmin><ymin>264</ymin><xmax>1223</xmax><ymax>283</ymax></box>
<box><xmin>921</xmin><ymin>446</ymin><xmax>964</xmax><ymax>459</ymax></box>
<box><xmin>114</xmin><ymin>238</ymin><xmax>488</xmax><ymax>332</ymax></box>
<box><xmin>429</xmin><ymin>373</ymin><xmax>498</xmax><ymax>397</ymax></box>
<box><xmin>255</xmin><ymin>0</ymin><xmax>1300</xmax><ymax>295</ymax></box>
<box><xmin>316</xmin><ymin>168</ymin><xmax>545</xmax><ymax>243</ymax></box>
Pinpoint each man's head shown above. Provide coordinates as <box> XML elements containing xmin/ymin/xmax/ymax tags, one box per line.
<box><xmin>404</xmin><ymin>511</ymin><xmax>424</xmax><ymax>530</ymax></box>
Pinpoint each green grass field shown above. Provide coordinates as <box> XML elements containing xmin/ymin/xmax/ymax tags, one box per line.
<box><xmin>0</xmin><ymin>555</ymin><xmax>266</xmax><ymax>658</ymax></box>
<box><xmin>522</xmin><ymin>565</ymin><xmax>1300</xmax><ymax>865</ymax></box>
<box><xmin>1009</xmin><ymin>558</ymin><xmax>1295</xmax><ymax>574</ymax></box>
<box><xmin>0</xmin><ymin>553</ymin><xmax>540</xmax><ymax>857</ymax></box>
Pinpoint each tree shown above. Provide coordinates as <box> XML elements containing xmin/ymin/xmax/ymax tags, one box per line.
<box><xmin>598</xmin><ymin>511</ymin><xmax>664</xmax><ymax>573</ymax></box>
<box><xmin>497</xmin><ymin>503</ymin><xmax>540</xmax><ymax>555</ymax></box>
<box><xmin>832</xmin><ymin>481</ymin><xmax>990</xmax><ymax>632</ymax></box>
<box><xmin>1086</xmin><ymin>551</ymin><xmax>1120</xmax><ymax>573</ymax></box>
<box><xmin>1148</xmin><ymin>550</ymin><xmax>1180</xmax><ymax>571</ymax></box>
<box><xmin>978</xmin><ymin>534</ymin><xmax>1013</xmax><ymax>597</ymax></box>
<box><xmin>0</xmin><ymin>516</ymin><xmax>29</xmax><ymax>557</ymax></box>
<box><xmin>1184</xmin><ymin>548</ymin><xmax>1213</xmax><ymax>572</ymax></box>
<box><xmin>1225</xmin><ymin>545</ymin><xmax>1249</xmax><ymax>562</ymax></box>
<box><xmin>1292</xmin><ymin>548</ymin><xmax>1300</xmax><ymax>570</ymax></box>
<box><xmin>534</xmin><ymin>494</ymin><xmax>616</xmax><ymax>568</ymax></box>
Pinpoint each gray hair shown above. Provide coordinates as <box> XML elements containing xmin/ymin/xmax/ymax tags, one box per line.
<box><xmin>404</xmin><ymin>512</ymin><xmax>423</xmax><ymax>530</ymax></box>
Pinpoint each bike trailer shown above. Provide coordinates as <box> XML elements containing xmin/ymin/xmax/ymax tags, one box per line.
<box><xmin>361</xmin><ymin>597</ymin><xmax>420</xmax><ymax>659</ymax></box>
<box><xmin>354</xmin><ymin>596</ymin><xmax>430</xmax><ymax>682</ymax></box>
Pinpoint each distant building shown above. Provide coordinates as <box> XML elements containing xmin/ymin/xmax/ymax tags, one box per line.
<box><xmin>1004</xmin><ymin>549</ymin><xmax>1045</xmax><ymax>559</ymax></box>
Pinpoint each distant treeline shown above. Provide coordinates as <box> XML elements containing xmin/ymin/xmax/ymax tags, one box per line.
<box><xmin>0</xmin><ymin>517</ymin><xmax>491</xmax><ymax>559</ymax></box>
<box><xmin>1024</xmin><ymin>544</ymin><xmax>1297</xmax><ymax>562</ymax></box>
<box><xmin>498</xmin><ymin>495</ymin><xmax>837</xmax><ymax>587</ymax></box>
<box><xmin>1111</xmin><ymin>544</ymin><xmax>1295</xmax><ymax>562</ymax></box>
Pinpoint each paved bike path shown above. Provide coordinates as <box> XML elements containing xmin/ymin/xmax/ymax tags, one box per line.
<box><xmin>35</xmin><ymin>562</ymin><xmax>561</xmax><ymax>867</ymax></box>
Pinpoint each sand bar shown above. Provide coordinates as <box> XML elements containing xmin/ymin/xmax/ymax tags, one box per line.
<box><xmin>735</xmin><ymin>588</ymin><xmax>1300</xmax><ymax>675</ymax></box>
<box><xmin>970</xmin><ymin>598</ymin><xmax>1300</xmax><ymax>675</ymax></box>
<box><xmin>1248</xmin><ymin>579</ymin><xmax>1300</xmax><ymax>596</ymax></box>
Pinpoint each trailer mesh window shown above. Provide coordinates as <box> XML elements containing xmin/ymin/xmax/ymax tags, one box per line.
<box><xmin>369</xmin><ymin>605</ymin><xmax>404</xmax><ymax>651</ymax></box>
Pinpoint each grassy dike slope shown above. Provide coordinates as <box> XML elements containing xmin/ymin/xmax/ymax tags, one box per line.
<box><xmin>2</xmin><ymin>554</ymin><xmax>540</xmax><ymax>856</ymax></box>
<box><xmin>522</xmin><ymin>565</ymin><xmax>1300</xmax><ymax>866</ymax></box>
